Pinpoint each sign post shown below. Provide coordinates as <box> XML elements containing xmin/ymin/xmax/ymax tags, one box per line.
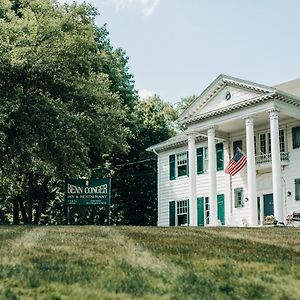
<box><xmin>64</xmin><ymin>178</ymin><xmax>111</xmax><ymax>224</ymax></box>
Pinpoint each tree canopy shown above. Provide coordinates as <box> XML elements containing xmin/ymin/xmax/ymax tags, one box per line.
<box><xmin>0</xmin><ymin>0</ymin><xmax>180</xmax><ymax>225</ymax></box>
<box><xmin>0</xmin><ymin>0</ymin><xmax>137</xmax><ymax>224</ymax></box>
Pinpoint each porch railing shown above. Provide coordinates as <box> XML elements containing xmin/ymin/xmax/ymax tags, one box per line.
<box><xmin>255</xmin><ymin>152</ymin><xmax>289</xmax><ymax>165</ymax></box>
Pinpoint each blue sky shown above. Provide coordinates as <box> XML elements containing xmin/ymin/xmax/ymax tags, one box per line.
<box><xmin>63</xmin><ymin>0</ymin><xmax>300</xmax><ymax>104</ymax></box>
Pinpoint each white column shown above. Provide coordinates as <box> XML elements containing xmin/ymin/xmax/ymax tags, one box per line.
<box><xmin>245</xmin><ymin>116</ymin><xmax>258</xmax><ymax>226</ymax></box>
<box><xmin>208</xmin><ymin>127</ymin><xmax>218</xmax><ymax>226</ymax></box>
<box><xmin>188</xmin><ymin>132</ymin><xmax>197</xmax><ymax>226</ymax></box>
<box><xmin>269</xmin><ymin>110</ymin><xmax>284</xmax><ymax>224</ymax></box>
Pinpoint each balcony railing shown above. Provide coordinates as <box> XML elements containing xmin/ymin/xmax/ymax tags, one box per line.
<box><xmin>255</xmin><ymin>152</ymin><xmax>289</xmax><ymax>165</ymax></box>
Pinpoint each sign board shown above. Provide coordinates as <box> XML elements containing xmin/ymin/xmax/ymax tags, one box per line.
<box><xmin>65</xmin><ymin>178</ymin><xmax>111</xmax><ymax>206</ymax></box>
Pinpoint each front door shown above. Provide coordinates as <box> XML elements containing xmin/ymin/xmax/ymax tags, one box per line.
<box><xmin>263</xmin><ymin>194</ymin><xmax>274</xmax><ymax>217</ymax></box>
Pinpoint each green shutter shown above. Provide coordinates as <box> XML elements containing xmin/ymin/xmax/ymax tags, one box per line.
<box><xmin>197</xmin><ymin>148</ymin><xmax>204</xmax><ymax>174</ymax></box>
<box><xmin>216</xmin><ymin>143</ymin><xmax>224</xmax><ymax>171</ymax></box>
<box><xmin>169</xmin><ymin>154</ymin><xmax>176</xmax><ymax>180</ymax></box>
<box><xmin>169</xmin><ymin>201</ymin><xmax>176</xmax><ymax>226</ymax></box>
<box><xmin>197</xmin><ymin>197</ymin><xmax>204</xmax><ymax>226</ymax></box>
<box><xmin>217</xmin><ymin>194</ymin><xmax>225</xmax><ymax>225</ymax></box>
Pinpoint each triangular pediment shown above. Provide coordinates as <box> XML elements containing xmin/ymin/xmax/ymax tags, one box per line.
<box><xmin>179</xmin><ymin>74</ymin><xmax>275</xmax><ymax>123</ymax></box>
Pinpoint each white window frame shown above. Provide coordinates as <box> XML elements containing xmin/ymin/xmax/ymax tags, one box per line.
<box><xmin>204</xmin><ymin>196</ymin><xmax>210</xmax><ymax>225</ymax></box>
<box><xmin>234</xmin><ymin>187</ymin><xmax>244</xmax><ymax>208</ymax></box>
<box><xmin>176</xmin><ymin>151</ymin><xmax>188</xmax><ymax>177</ymax></box>
<box><xmin>176</xmin><ymin>200</ymin><xmax>188</xmax><ymax>226</ymax></box>
<box><xmin>256</xmin><ymin>128</ymin><xmax>286</xmax><ymax>155</ymax></box>
<box><xmin>204</xmin><ymin>147</ymin><xmax>209</xmax><ymax>173</ymax></box>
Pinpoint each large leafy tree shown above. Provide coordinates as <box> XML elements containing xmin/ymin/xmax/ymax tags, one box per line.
<box><xmin>111</xmin><ymin>95</ymin><xmax>177</xmax><ymax>225</ymax></box>
<box><xmin>0</xmin><ymin>0</ymin><xmax>136</xmax><ymax>224</ymax></box>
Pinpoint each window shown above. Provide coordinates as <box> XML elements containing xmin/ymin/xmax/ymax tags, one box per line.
<box><xmin>260</xmin><ymin>133</ymin><xmax>266</xmax><ymax>154</ymax></box>
<box><xmin>233</xmin><ymin>140</ymin><xmax>242</xmax><ymax>155</ymax></box>
<box><xmin>205</xmin><ymin>197</ymin><xmax>210</xmax><ymax>225</ymax></box>
<box><xmin>177</xmin><ymin>200</ymin><xmax>188</xmax><ymax>225</ymax></box>
<box><xmin>268</xmin><ymin>132</ymin><xmax>271</xmax><ymax>154</ymax></box>
<box><xmin>279</xmin><ymin>129</ymin><xmax>285</xmax><ymax>152</ymax></box>
<box><xmin>169</xmin><ymin>152</ymin><xmax>188</xmax><ymax>180</ymax></box>
<box><xmin>204</xmin><ymin>147</ymin><xmax>209</xmax><ymax>172</ymax></box>
<box><xmin>177</xmin><ymin>152</ymin><xmax>188</xmax><ymax>177</ymax></box>
<box><xmin>254</xmin><ymin>136</ymin><xmax>257</xmax><ymax>156</ymax></box>
<box><xmin>255</xmin><ymin>129</ymin><xmax>285</xmax><ymax>156</ymax></box>
<box><xmin>234</xmin><ymin>187</ymin><xmax>244</xmax><ymax>208</ymax></box>
<box><xmin>292</xmin><ymin>126</ymin><xmax>300</xmax><ymax>149</ymax></box>
<box><xmin>295</xmin><ymin>179</ymin><xmax>300</xmax><ymax>201</ymax></box>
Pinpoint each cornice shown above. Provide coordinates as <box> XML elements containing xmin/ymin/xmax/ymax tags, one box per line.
<box><xmin>180</xmin><ymin>93</ymin><xmax>276</xmax><ymax>125</ymax></box>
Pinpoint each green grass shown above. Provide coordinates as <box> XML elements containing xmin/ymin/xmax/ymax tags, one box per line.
<box><xmin>0</xmin><ymin>226</ymin><xmax>300</xmax><ymax>299</ymax></box>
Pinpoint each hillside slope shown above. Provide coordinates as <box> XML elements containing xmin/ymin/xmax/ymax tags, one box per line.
<box><xmin>1</xmin><ymin>226</ymin><xmax>300</xmax><ymax>299</ymax></box>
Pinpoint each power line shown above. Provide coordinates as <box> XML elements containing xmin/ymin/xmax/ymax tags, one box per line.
<box><xmin>91</xmin><ymin>158</ymin><xmax>156</xmax><ymax>171</ymax></box>
<box><xmin>115</xmin><ymin>158</ymin><xmax>156</xmax><ymax>167</ymax></box>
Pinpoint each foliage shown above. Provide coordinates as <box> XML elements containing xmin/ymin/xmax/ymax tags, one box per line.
<box><xmin>0</xmin><ymin>0</ymin><xmax>135</xmax><ymax>224</ymax></box>
<box><xmin>111</xmin><ymin>95</ymin><xmax>176</xmax><ymax>225</ymax></box>
<box><xmin>175</xmin><ymin>94</ymin><xmax>198</xmax><ymax>116</ymax></box>
<box><xmin>1</xmin><ymin>226</ymin><xmax>300</xmax><ymax>299</ymax></box>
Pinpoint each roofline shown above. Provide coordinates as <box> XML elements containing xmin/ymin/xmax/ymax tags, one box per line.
<box><xmin>178</xmin><ymin>74</ymin><xmax>275</xmax><ymax>122</ymax></box>
<box><xmin>147</xmin><ymin>91</ymin><xmax>300</xmax><ymax>152</ymax></box>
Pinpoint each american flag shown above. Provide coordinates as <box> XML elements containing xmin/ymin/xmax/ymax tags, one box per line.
<box><xmin>225</xmin><ymin>148</ymin><xmax>247</xmax><ymax>176</ymax></box>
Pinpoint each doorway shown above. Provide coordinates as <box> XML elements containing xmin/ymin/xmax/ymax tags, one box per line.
<box><xmin>263</xmin><ymin>194</ymin><xmax>274</xmax><ymax>217</ymax></box>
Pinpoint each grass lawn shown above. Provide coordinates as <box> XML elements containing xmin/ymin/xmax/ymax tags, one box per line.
<box><xmin>0</xmin><ymin>226</ymin><xmax>300</xmax><ymax>299</ymax></box>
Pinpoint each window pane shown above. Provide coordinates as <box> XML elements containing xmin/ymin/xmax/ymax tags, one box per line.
<box><xmin>234</xmin><ymin>187</ymin><xmax>243</xmax><ymax>208</ymax></box>
<box><xmin>295</xmin><ymin>179</ymin><xmax>300</xmax><ymax>201</ymax></box>
<box><xmin>292</xmin><ymin>127</ymin><xmax>300</xmax><ymax>149</ymax></box>
<box><xmin>177</xmin><ymin>152</ymin><xmax>188</xmax><ymax>177</ymax></box>
<box><xmin>233</xmin><ymin>140</ymin><xmax>242</xmax><ymax>155</ymax></box>
<box><xmin>204</xmin><ymin>147</ymin><xmax>208</xmax><ymax>172</ymax></box>
<box><xmin>205</xmin><ymin>197</ymin><xmax>210</xmax><ymax>225</ymax></box>
<box><xmin>260</xmin><ymin>133</ymin><xmax>266</xmax><ymax>154</ymax></box>
<box><xmin>279</xmin><ymin>129</ymin><xmax>285</xmax><ymax>152</ymax></box>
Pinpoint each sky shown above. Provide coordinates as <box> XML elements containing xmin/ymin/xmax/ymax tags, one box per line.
<box><xmin>62</xmin><ymin>0</ymin><xmax>300</xmax><ymax>104</ymax></box>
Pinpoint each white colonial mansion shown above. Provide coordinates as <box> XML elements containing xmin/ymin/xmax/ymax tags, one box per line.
<box><xmin>147</xmin><ymin>75</ymin><xmax>300</xmax><ymax>227</ymax></box>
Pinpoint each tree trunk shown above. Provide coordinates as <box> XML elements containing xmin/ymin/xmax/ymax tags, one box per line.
<box><xmin>27</xmin><ymin>197</ymin><xmax>33</xmax><ymax>224</ymax></box>
<box><xmin>13</xmin><ymin>196</ymin><xmax>20</xmax><ymax>225</ymax></box>
<box><xmin>19</xmin><ymin>197</ymin><xmax>29</xmax><ymax>224</ymax></box>
<box><xmin>34</xmin><ymin>192</ymin><xmax>45</xmax><ymax>225</ymax></box>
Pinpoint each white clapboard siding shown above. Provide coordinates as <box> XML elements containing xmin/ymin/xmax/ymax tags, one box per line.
<box><xmin>158</xmin><ymin>146</ymin><xmax>190</xmax><ymax>226</ymax></box>
<box><xmin>281</xmin><ymin>122</ymin><xmax>300</xmax><ymax>215</ymax></box>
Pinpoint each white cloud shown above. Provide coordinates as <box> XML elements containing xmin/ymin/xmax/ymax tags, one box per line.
<box><xmin>107</xmin><ymin>0</ymin><xmax>160</xmax><ymax>16</ymax></box>
<box><xmin>138</xmin><ymin>89</ymin><xmax>155</xmax><ymax>99</ymax></box>
<box><xmin>142</xmin><ymin>0</ymin><xmax>160</xmax><ymax>16</ymax></box>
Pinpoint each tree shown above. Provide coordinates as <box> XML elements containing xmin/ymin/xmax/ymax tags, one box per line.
<box><xmin>175</xmin><ymin>94</ymin><xmax>198</xmax><ymax>115</ymax></box>
<box><xmin>111</xmin><ymin>95</ymin><xmax>177</xmax><ymax>225</ymax></box>
<box><xmin>0</xmin><ymin>0</ymin><xmax>135</xmax><ymax>224</ymax></box>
